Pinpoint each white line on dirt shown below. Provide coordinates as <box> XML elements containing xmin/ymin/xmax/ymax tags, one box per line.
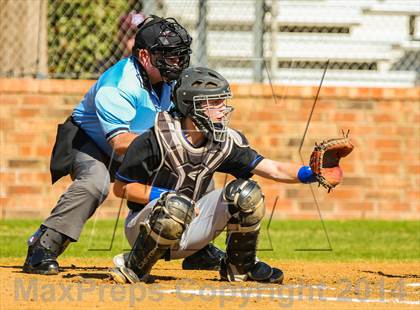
<box><xmin>203</xmin><ymin>285</ymin><xmax>418</xmax><ymax>295</ymax></box>
<box><xmin>158</xmin><ymin>289</ymin><xmax>420</xmax><ymax>305</ymax></box>
<box><xmin>407</xmin><ymin>283</ymin><xmax>420</xmax><ymax>287</ymax></box>
<box><xmin>207</xmin><ymin>285</ymin><xmax>337</xmax><ymax>291</ymax></box>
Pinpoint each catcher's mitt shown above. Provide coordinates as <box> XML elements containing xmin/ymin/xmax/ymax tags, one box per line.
<box><xmin>310</xmin><ymin>132</ymin><xmax>354</xmax><ymax>192</ymax></box>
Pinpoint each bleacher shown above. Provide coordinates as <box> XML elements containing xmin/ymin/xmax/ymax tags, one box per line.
<box><xmin>163</xmin><ymin>0</ymin><xmax>420</xmax><ymax>87</ymax></box>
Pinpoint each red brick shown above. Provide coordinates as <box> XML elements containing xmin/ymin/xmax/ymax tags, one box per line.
<box><xmin>333</xmin><ymin>112</ymin><xmax>357</xmax><ymax>122</ymax></box>
<box><xmin>17</xmin><ymin>108</ymin><xmax>41</xmax><ymax>117</ymax></box>
<box><xmin>250</xmin><ymin>84</ymin><xmax>265</xmax><ymax>97</ymax></box>
<box><xmin>0</xmin><ymin>94</ymin><xmax>20</xmax><ymax>105</ymax></box>
<box><xmin>36</xmin><ymin>172</ymin><xmax>51</xmax><ymax>183</ymax></box>
<box><xmin>38</xmin><ymin>79</ymin><xmax>94</xmax><ymax>94</ymax></box>
<box><xmin>8</xmin><ymin>159</ymin><xmax>43</xmax><ymax>169</ymax></box>
<box><xmin>405</xmin><ymin>87</ymin><xmax>420</xmax><ymax>99</ymax></box>
<box><xmin>262</xmin><ymin>84</ymin><xmax>277</xmax><ymax>98</ymax></box>
<box><xmin>36</xmin><ymin>146</ymin><xmax>52</xmax><ymax>157</ymax></box>
<box><xmin>8</xmin><ymin>186</ymin><xmax>42</xmax><ymax>195</ymax></box>
<box><xmin>0</xmin><ymin>118</ymin><xmax>14</xmax><ymax>130</ymax></box>
<box><xmin>382</xmin><ymin>203</ymin><xmax>411</xmax><ymax>211</ymax></box>
<box><xmin>0</xmin><ymin>78</ymin><xmax>38</xmax><ymax>92</ymax></box>
<box><xmin>366</xmin><ymin>165</ymin><xmax>399</xmax><ymax>174</ymax></box>
<box><xmin>357</xmin><ymin>87</ymin><xmax>371</xmax><ymax>98</ymax></box>
<box><xmin>236</xmin><ymin>84</ymin><xmax>252</xmax><ymax>96</ymax></box>
<box><xmin>253</xmin><ymin>111</ymin><xmax>275</xmax><ymax>121</ymax></box>
<box><xmin>379</xmin><ymin>152</ymin><xmax>402</xmax><ymax>161</ymax></box>
<box><xmin>18</xmin><ymin>146</ymin><xmax>34</xmax><ymax>157</ymax></box>
<box><xmin>382</xmin><ymin>88</ymin><xmax>397</xmax><ymax>99</ymax></box>
<box><xmin>371</xmin><ymin>88</ymin><xmax>383</xmax><ymax>98</ymax></box>
<box><xmin>408</xmin><ymin>165</ymin><xmax>420</xmax><ymax>174</ymax></box>
<box><xmin>375</xmin><ymin>126</ymin><xmax>396</xmax><ymax>136</ymax></box>
<box><xmin>0</xmin><ymin>173</ymin><xmax>16</xmax><ymax>183</ymax></box>
<box><xmin>342</xmin><ymin>202</ymin><xmax>374</xmax><ymax>211</ymax></box>
<box><xmin>373</xmin><ymin>139</ymin><xmax>401</xmax><ymax>148</ymax></box>
<box><xmin>329</xmin><ymin>189</ymin><xmax>361</xmax><ymax>201</ymax></box>
<box><xmin>22</xmin><ymin>95</ymin><xmax>51</xmax><ymax>105</ymax></box>
<box><xmin>9</xmin><ymin>133</ymin><xmax>37</xmax><ymax>144</ymax></box>
<box><xmin>365</xmin><ymin>191</ymin><xmax>400</xmax><ymax>201</ymax></box>
<box><xmin>334</xmin><ymin>87</ymin><xmax>349</xmax><ymax>98</ymax></box>
<box><xmin>348</xmin><ymin>126</ymin><xmax>375</xmax><ymax>135</ymax></box>
<box><xmin>0</xmin><ymin>80</ymin><xmax>419</xmax><ymax>220</ymax></box>
<box><xmin>322</xmin><ymin>87</ymin><xmax>337</xmax><ymax>97</ymax></box>
<box><xmin>268</xmin><ymin>124</ymin><xmax>284</xmax><ymax>133</ymax></box>
<box><xmin>373</xmin><ymin>113</ymin><xmax>396</xmax><ymax>123</ymax></box>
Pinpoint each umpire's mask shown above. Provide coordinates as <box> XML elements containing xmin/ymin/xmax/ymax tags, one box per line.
<box><xmin>133</xmin><ymin>15</ymin><xmax>192</xmax><ymax>81</ymax></box>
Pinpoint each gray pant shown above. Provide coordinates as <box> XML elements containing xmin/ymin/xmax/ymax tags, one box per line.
<box><xmin>125</xmin><ymin>189</ymin><xmax>231</xmax><ymax>259</ymax></box>
<box><xmin>43</xmin><ymin>140</ymin><xmax>118</xmax><ymax>241</ymax></box>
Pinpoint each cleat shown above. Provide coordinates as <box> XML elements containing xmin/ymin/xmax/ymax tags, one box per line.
<box><xmin>23</xmin><ymin>245</ymin><xmax>59</xmax><ymax>275</ymax></box>
<box><xmin>113</xmin><ymin>253</ymin><xmax>129</xmax><ymax>268</ymax></box>
<box><xmin>119</xmin><ymin>266</ymin><xmax>141</xmax><ymax>283</ymax></box>
<box><xmin>22</xmin><ymin>226</ymin><xmax>70</xmax><ymax>275</ymax></box>
<box><xmin>267</xmin><ymin>267</ymin><xmax>284</xmax><ymax>284</ymax></box>
<box><xmin>182</xmin><ymin>244</ymin><xmax>225</xmax><ymax>271</ymax></box>
<box><xmin>109</xmin><ymin>267</ymin><xmax>128</xmax><ymax>284</ymax></box>
<box><xmin>110</xmin><ymin>266</ymin><xmax>140</xmax><ymax>284</ymax></box>
<box><xmin>220</xmin><ymin>259</ymin><xmax>284</xmax><ymax>284</ymax></box>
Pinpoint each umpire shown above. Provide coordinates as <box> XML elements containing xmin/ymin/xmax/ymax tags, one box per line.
<box><xmin>23</xmin><ymin>16</ymin><xmax>223</xmax><ymax>275</ymax></box>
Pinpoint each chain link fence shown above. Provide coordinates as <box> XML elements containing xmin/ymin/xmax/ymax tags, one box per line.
<box><xmin>0</xmin><ymin>0</ymin><xmax>419</xmax><ymax>86</ymax></box>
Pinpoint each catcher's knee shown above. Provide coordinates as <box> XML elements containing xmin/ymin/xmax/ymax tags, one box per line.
<box><xmin>148</xmin><ymin>192</ymin><xmax>195</xmax><ymax>244</ymax></box>
<box><xmin>223</xmin><ymin>179</ymin><xmax>265</xmax><ymax>232</ymax></box>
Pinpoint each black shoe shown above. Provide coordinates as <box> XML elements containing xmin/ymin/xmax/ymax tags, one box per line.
<box><xmin>220</xmin><ymin>259</ymin><xmax>284</xmax><ymax>283</ymax></box>
<box><xmin>182</xmin><ymin>244</ymin><xmax>225</xmax><ymax>271</ymax></box>
<box><xmin>23</xmin><ymin>244</ymin><xmax>59</xmax><ymax>275</ymax></box>
<box><xmin>22</xmin><ymin>226</ymin><xmax>70</xmax><ymax>275</ymax></box>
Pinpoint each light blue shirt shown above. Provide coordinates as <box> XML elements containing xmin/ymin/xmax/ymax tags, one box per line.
<box><xmin>72</xmin><ymin>57</ymin><xmax>173</xmax><ymax>160</ymax></box>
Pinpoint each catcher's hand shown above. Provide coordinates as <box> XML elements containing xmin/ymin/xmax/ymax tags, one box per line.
<box><xmin>310</xmin><ymin>131</ymin><xmax>354</xmax><ymax>192</ymax></box>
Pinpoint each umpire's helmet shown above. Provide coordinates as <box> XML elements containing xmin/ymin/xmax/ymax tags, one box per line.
<box><xmin>173</xmin><ymin>67</ymin><xmax>233</xmax><ymax>142</ymax></box>
<box><xmin>133</xmin><ymin>15</ymin><xmax>192</xmax><ymax>81</ymax></box>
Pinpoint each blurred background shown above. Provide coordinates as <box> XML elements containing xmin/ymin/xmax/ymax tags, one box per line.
<box><xmin>0</xmin><ymin>0</ymin><xmax>419</xmax><ymax>86</ymax></box>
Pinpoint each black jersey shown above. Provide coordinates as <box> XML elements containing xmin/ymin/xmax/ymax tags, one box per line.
<box><xmin>116</xmin><ymin>111</ymin><xmax>263</xmax><ymax>210</ymax></box>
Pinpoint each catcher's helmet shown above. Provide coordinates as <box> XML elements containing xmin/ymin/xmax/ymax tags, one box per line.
<box><xmin>173</xmin><ymin>67</ymin><xmax>233</xmax><ymax>142</ymax></box>
<box><xmin>133</xmin><ymin>15</ymin><xmax>192</xmax><ymax>81</ymax></box>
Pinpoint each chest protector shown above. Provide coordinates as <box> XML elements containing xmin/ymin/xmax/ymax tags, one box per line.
<box><xmin>153</xmin><ymin>112</ymin><xmax>234</xmax><ymax>200</ymax></box>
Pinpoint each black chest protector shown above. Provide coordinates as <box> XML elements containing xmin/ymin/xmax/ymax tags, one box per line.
<box><xmin>152</xmin><ymin>112</ymin><xmax>234</xmax><ymax>200</ymax></box>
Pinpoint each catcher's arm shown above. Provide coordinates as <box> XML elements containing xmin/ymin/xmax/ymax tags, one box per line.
<box><xmin>251</xmin><ymin>159</ymin><xmax>302</xmax><ymax>183</ymax></box>
<box><xmin>251</xmin><ymin>135</ymin><xmax>354</xmax><ymax>191</ymax></box>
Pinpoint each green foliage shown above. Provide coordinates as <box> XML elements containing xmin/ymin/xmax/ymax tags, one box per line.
<box><xmin>47</xmin><ymin>0</ymin><xmax>141</xmax><ymax>79</ymax></box>
<box><xmin>1</xmin><ymin>219</ymin><xmax>419</xmax><ymax>261</ymax></box>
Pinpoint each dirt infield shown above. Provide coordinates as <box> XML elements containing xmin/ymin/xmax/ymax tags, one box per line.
<box><xmin>0</xmin><ymin>258</ymin><xmax>419</xmax><ymax>310</ymax></box>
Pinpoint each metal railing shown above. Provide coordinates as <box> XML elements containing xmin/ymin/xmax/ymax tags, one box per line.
<box><xmin>0</xmin><ymin>0</ymin><xmax>418</xmax><ymax>86</ymax></box>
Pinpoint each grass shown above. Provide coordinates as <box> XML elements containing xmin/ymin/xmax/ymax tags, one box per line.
<box><xmin>0</xmin><ymin>219</ymin><xmax>419</xmax><ymax>261</ymax></box>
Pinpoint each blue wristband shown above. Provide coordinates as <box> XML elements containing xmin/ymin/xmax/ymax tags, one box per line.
<box><xmin>297</xmin><ymin>166</ymin><xmax>317</xmax><ymax>183</ymax></box>
<box><xmin>149</xmin><ymin>186</ymin><xmax>170</xmax><ymax>201</ymax></box>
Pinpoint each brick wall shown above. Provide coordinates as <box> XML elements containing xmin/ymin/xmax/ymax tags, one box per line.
<box><xmin>0</xmin><ymin>78</ymin><xmax>419</xmax><ymax>220</ymax></box>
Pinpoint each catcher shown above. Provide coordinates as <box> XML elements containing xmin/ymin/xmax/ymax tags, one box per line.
<box><xmin>110</xmin><ymin>67</ymin><xmax>354</xmax><ymax>284</ymax></box>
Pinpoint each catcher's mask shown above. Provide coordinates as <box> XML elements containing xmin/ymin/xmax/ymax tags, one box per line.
<box><xmin>133</xmin><ymin>15</ymin><xmax>192</xmax><ymax>81</ymax></box>
<box><xmin>174</xmin><ymin>67</ymin><xmax>234</xmax><ymax>142</ymax></box>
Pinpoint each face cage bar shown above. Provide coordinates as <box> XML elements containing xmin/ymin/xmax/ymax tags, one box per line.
<box><xmin>152</xmin><ymin>51</ymin><xmax>191</xmax><ymax>72</ymax></box>
<box><xmin>193</xmin><ymin>93</ymin><xmax>234</xmax><ymax>142</ymax></box>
